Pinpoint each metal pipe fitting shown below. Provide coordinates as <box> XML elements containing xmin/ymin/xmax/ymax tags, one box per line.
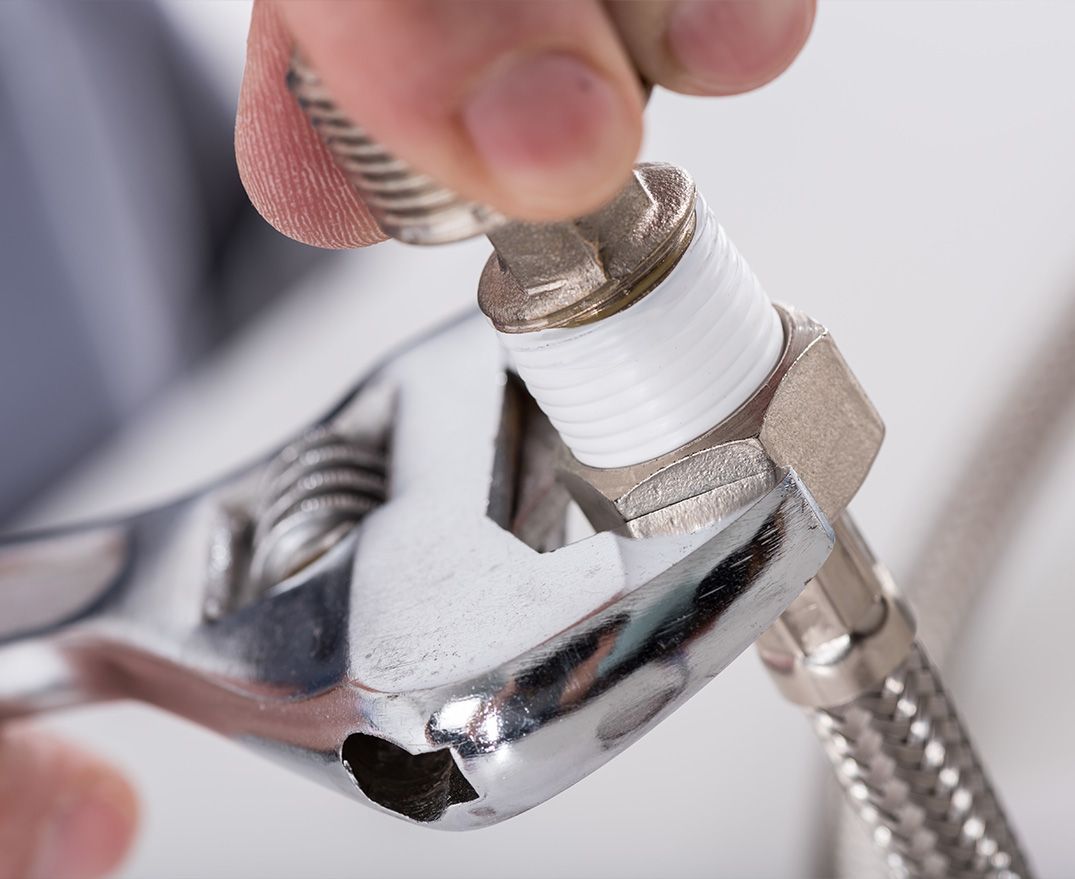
<box><xmin>479</xmin><ymin>163</ymin><xmax>696</xmax><ymax>332</ymax></box>
<box><xmin>555</xmin><ymin>306</ymin><xmax>884</xmax><ymax>534</ymax></box>
<box><xmin>489</xmin><ymin>192</ymin><xmax>787</xmax><ymax>469</ymax></box>
<box><xmin>756</xmin><ymin>515</ymin><xmax>915</xmax><ymax>708</ymax></box>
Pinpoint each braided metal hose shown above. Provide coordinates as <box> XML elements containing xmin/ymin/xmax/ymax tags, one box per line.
<box><xmin>909</xmin><ymin>297</ymin><xmax>1075</xmax><ymax>664</ymax></box>
<box><xmin>286</xmin><ymin>54</ymin><xmax>503</xmax><ymax>245</ymax></box>
<box><xmin>825</xmin><ymin>297</ymin><xmax>1075</xmax><ymax>878</ymax></box>
<box><xmin>814</xmin><ymin>642</ymin><xmax>1031</xmax><ymax>879</ymax></box>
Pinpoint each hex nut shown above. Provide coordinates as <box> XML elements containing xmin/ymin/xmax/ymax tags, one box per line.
<box><xmin>560</xmin><ymin>307</ymin><xmax>885</xmax><ymax>536</ymax></box>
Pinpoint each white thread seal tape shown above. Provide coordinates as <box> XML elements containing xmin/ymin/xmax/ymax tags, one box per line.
<box><xmin>495</xmin><ymin>197</ymin><xmax>784</xmax><ymax>469</ymax></box>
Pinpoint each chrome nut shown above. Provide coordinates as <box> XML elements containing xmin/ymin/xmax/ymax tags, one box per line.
<box><xmin>560</xmin><ymin>306</ymin><xmax>885</xmax><ymax>536</ymax></box>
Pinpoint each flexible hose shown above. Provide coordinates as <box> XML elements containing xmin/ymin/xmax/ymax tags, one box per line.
<box><xmin>825</xmin><ymin>295</ymin><xmax>1075</xmax><ymax>878</ymax></box>
<box><xmin>814</xmin><ymin>642</ymin><xmax>1031</xmax><ymax>879</ymax></box>
<box><xmin>906</xmin><ymin>295</ymin><xmax>1075</xmax><ymax>664</ymax></box>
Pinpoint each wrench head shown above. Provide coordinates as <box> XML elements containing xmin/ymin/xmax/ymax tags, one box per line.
<box><xmin>0</xmin><ymin>314</ymin><xmax>832</xmax><ymax>829</ymax></box>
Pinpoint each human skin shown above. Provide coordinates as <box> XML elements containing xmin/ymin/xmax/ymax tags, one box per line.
<box><xmin>3</xmin><ymin>2</ymin><xmax>814</xmax><ymax>876</ymax></box>
<box><xmin>0</xmin><ymin>729</ymin><xmax>138</xmax><ymax>879</ymax></box>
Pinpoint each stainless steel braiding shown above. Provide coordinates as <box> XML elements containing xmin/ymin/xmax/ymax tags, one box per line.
<box><xmin>814</xmin><ymin>641</ymin><xmax>1032</xmax><ymax>879</ymax></box>
<box><xmin>826</xmin><ymin>298</ymin><xmax>1075</xmax><ymax>878</ymax></box>
<box><xmin>287</xmin><ymin>54</ymin><xmax>503</xmax><ymax>245</ymax></box>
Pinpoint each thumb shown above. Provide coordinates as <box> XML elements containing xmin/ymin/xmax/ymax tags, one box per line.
<box><xmin>0</xmin><ymin>727</ymin><xmax>138</xmax><ymax>879</ymax></box>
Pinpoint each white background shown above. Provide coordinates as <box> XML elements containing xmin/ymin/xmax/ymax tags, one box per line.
<box><xmin>28</xmin><ymin>3</ymin><xmax>1075</xmax><ymax>877</ymax></box>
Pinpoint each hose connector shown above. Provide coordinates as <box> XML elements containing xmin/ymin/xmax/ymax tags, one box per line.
<box><xmin>756</xmin><ymin>514</ymin><xmax>916</xmax><ymax>708</ymax></box>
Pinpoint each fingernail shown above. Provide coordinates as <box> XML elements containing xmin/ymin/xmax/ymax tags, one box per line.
<box><xmin>462</xmin><ymin>52</ymin><xmax>637</xmax><ymax>214</ymax></box>
<box><xmin>668</xmin><ymin>0</ymin><xmax>812</xmax><ymax>93</ymax></box>
<box><xmin>30</xmin><ymin>783</ymin><xmax>136</xmax><ymax>879</ymax></box>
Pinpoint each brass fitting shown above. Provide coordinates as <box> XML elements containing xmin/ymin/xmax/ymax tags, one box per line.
<box><xmin>478</xmin><ymin>164</ymin><xmax>696</xmax><ymax>332</ymax></box>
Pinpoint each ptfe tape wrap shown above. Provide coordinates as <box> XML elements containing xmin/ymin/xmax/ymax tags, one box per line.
<box><xmin>496</xmin><ymin>197</ymin><xmax>784</xmax><ymax>469</ymax></box>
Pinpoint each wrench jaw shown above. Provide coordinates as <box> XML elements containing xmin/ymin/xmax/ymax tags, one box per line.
<box><xmin>229</xmin><ymin>473</ymin><xmax>832</xmax><ymax>832</ymax></box>
<box><xmin>0</xmin><ymin>314</ymin><xmax>833</xmax><ymax>830</ymax></box>
<box><xmin>408</xmin><ymin>473</ymin><xmax>832</xmax><ymax>830</ymax></box>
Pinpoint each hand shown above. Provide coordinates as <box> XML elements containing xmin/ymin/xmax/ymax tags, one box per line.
<box><xmin>236</xmin><ymin>0</ymin><xmax>815</xmax><ymax>248</ymax></box>
<box><xmin>0</xmin><ymin>728</ymin><xmax>137</xmax><ymax>879</ymax></box>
